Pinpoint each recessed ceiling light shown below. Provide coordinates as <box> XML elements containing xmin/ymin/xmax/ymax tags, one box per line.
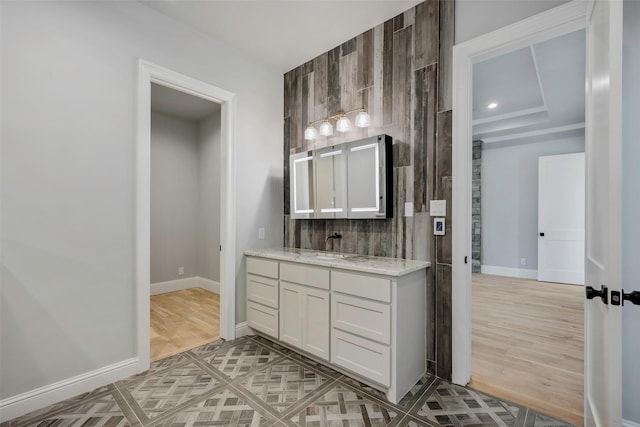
<box><xmin>487</xmin><ymin>102</ymin><xmax>498</xmax><ymax>109</ymax></box>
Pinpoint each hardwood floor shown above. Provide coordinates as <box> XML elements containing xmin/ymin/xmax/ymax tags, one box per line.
<box><xmin>468</xmin><ymin>273</ymin><xmax>584</xmax><ymax>426</ymax></box>
<box><xmin>150</xmin><ymin>287</ymin><xmax>220</xmax><ymax>362</ymax></box>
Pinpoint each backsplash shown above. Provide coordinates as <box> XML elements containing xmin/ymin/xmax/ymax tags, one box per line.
<box><xmin>283</xmin><ymin>0</ymin><xmax>454</xmax><ymax>379</ymax></box>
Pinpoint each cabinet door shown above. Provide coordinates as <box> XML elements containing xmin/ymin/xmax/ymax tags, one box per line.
<box><xmin>302</xmin><ymin>287</ymin><xmax>330</xmax><ymax>360</ymax></box>
<box><xmin>279</xmin><ymin>282</ymin><xmax>303</xmax><ymax>348</ymax></box>
<box><xmin>290</xmin><ymin>152</ymin><xmax>315</xmax><ymax>219</ymax></box>
<box><xmin>314</xmin><ymin>146</ymin><xmax>347</xmax><ymax>219</ymax></box>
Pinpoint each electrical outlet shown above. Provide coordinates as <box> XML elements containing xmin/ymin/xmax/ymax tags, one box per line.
<box><xmin>178</xmin><ymin>267</ymin><xmax>185</xmax><ymax>276</ymax></box>
<box><xmin>520</xmin><ymin>258</ymin><xmax>526</xmax><ymax>266</ymax></box>
<box><xmin>258</xmin><ymin>227</ymin><xmax>266</xmax><ymax>240</ymax></box>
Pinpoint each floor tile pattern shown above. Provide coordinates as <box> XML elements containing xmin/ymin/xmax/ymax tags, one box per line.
<box><xmin>240</xmin><ymin>359</ymin><xmax>329</xmax><ymax>412</ymax></box>
<box><xmin>3</xmin><ymin>335</ymin><xmax>576</xmax><ymax>427</ymax></box>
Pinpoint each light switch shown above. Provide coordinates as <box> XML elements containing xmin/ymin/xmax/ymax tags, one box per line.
<box><xmin>258</xmin><ymin>227</ymin><xmax>266</xmax><ymax>240</ymax></box>
<box><xmin>430</xmin><ymin>200</ymin><xmax>446</xmax><ymax>216</ymax></box>
<box><xmin>404</xmin><ymin>202</ymin><xmax>414</xmax><ymax>217</ymax></box>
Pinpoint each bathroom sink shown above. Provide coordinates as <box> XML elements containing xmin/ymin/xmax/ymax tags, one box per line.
<box><xmin>303</xmin><ymin>252</ymin><xmax>352</xmax><ymax>261</ymax></box>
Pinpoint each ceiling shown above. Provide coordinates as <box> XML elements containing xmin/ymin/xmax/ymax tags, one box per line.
<box><xmin>151</xmin><ymin>83</ymin><xmax>221</xmax><ymax>121</ymax></box>
<box><xmin>139</xmin><ymin>0</ymin><xmax>422</xmax><ymax>72</ymax></box>
<box><xmin>472</xmin><ymin>29</ymin><xmax>586</xmax><ymax>144</ymax></box>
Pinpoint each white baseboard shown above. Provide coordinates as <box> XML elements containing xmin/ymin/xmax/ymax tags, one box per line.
<box><xmin>198</xmin><ymin>277</ymin><xmax>220</xmax><ymax>294</ymax></box>
<box><xmin>0</xmin><ymin>358</ymin><xmax>138</xmax><ymax>423</ymax></box>
<box><xmin>623</xmin><ymin>420</ymin><xmax>640</xmax><ymax>427</ymax></box>
<box><xmin>235</xmin><ymin>322</ymin><xmax>250</xmax><ymax>338</ymax></box>
<box><xmin>150</xmin><ymin>276</ymin><xmax>220</xmax><ymax>295</ymax></box>
<box><xmin>480</xmin><ymin>265</ymin><xmax>538</xmax><ymax>280</ymax></box>
<box><xmin>150</xmin><ymin>277</ymin><xmax>199</xmax><ymax>295</ymax></box>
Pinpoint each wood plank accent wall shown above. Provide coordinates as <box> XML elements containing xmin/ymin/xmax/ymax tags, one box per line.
<box><xmin>283</xmin><ymin>0</ymin><xmax>454</xmax><ymax>380</ymax></box>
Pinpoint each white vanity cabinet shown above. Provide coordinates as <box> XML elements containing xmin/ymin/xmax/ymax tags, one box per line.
<box><xmin>245</xmin><ymin>248</ymin><xmax>429</xmax><ymax>404</ymax></box>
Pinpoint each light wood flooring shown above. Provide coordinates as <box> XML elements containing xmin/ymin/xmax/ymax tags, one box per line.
<box><xmin>468</xmin><ymin>273</ymin><xmax>584</xmax><ymax>426</ymax></box>
<box><xmin>150</xmin><ymin>288</ymin><xmax>220</xmax><ymax>362</ymax></box>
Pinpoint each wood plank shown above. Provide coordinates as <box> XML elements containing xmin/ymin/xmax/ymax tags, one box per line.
<box><xmin>415</xmin><ymin>0</ymin><xmax>439</xmax><ymax>70</ymax></box>
<box><xmin>392</xmin><ymin>26</ymin><xmax>413</xmax><ymax>167</ymax></box>
<box><xmin>314</xmin><ymin>52</ymin><xmax>328</xmax><ymax>107</ymax></box>
<box><xmin>340</xmin><ymin>52</ymin><xmax>358</xmax><ymax>114</ymax></box>
<box><xmin>413</xmin><ymin>65</ymin><xmax>437</xmax><ymax>213</ymax></box>
<box><xmin>435</xmin><ymin>263</ymin><xmax>452</xmax><ymax>380</ymax></box>
<box><xmin>393</xmin><ymin>12</ymin><xmax>404</xmax><ymax>31</ymax></box>
<box><xmin>425</xmin><ymin>262</ymin><xmax>436</xmax><ymax>364</ymax></box>
<box><xmin>327</xmin><ymin>46</ymin><xmax>341</xmax><ymax>116</ymax></box>
<box><xmin>341</xmin><ymin>37</ymin><xmax>356</xmax><ymax>56</ymax></box>
<box><xmin>382</xmin><ymin>18</ymin><xmax>394</xmax><ymax>125</ymax></box>
<box><xmin>438</xmin><ymin>0</ymin><xmax>454</xmax><ymax>112</ymax></box>
<box><xmin>150</xmin><ymin>288</ymin><xmax>220</xmax><ymax>362</ymax></box>
<box><xmin>469</xmin><ymin>273</ymin><xmax>584</xmax><ymax>426</ymax></box>
<box><xmin>358</xmin><ymin>29</ymin><xmax>374</xmax><ymax>90</ymax></box>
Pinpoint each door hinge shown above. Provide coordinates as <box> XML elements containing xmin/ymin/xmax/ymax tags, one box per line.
<box><xmin>220</xmin><ymin>245</ymin><xmax>222</xmax><ymax>252</ymax></box>
<box><xmin>586</xmin><ymin>285</ymin><xmax>608</xmax><ymax>304</ymax></box>
<box><xmin>611</xmin><ymin>289</ymin><xmax>640</xmax><ymax>306</ymax></box>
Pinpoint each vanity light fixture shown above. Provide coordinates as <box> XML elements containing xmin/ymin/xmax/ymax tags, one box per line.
<box><xmin>304</xmin><ymin>107</ymin><xmax>370</xmax><ymax>140</ymax></box>
<box><xmin>487</xmin><ymin>102</ymin><xmax>498</xmax><ymax>109</ymax></box>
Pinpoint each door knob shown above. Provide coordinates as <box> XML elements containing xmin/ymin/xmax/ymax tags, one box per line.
<box><xmin>586</xmin><ymin>285</ymin><xmax>608</xmax><ymax>304</ymax></box>
<box><xmin>612</xmin><ymin>289</ymin><xmax>640</xmax><ymax>306</ymax></box>
<box><xmin>623</xmin><ymin>290</ymin><xmax>640</xmax><ymax>305</ymax></box>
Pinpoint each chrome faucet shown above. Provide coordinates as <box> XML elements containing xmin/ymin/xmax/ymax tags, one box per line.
<box><xmin>326</xmin><ymin>232</ymin><xmax>342</xmax><ymax>242</ymax></box>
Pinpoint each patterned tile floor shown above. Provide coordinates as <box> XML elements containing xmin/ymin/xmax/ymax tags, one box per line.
<box><xmin>2</xmin><ymin>335</ymin><xmax>576</xmax><ymax>427</ymax></box>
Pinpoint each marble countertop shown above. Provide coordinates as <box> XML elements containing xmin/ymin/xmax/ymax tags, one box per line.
<box><xmin>244</xmin><ymin>247</ymin><xmax>430</xmax><ymax>276</ymax></box>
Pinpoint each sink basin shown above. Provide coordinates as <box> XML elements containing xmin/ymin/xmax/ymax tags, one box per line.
<box><xmin>303</xmin><ymin>252</ymin><xmax>351</xmax><ymax>261</ymax></box>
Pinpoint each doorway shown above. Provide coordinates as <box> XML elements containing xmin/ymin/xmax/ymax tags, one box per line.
<box><xmin>452</xmin><ymin>3</ymin><xmax>589</xmax><ymax>426</ymax></box>
<box><xmin>136</xmin><ymin>61</ymin><xmax>237</xmax><ymax>373</ymax></box>
<box><xmin>149</xmin><ymin>83</ymin><xmax>222</xmax><ymax>361</ymax></box>
<box><xmin>467</xmin><ymin>30</ymin><xmax>586</xmax><ymax>425</ymax></box>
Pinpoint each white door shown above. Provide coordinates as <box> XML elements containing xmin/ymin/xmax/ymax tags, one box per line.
<box><xmin>584</xmin><ymin>0</ymin><xmax>623</xmax><ymax>425</ymax></box>
<box><xmin>538</xmin><ymin>153</ymin><xmax>585</xmax><ymax>285</ymax></box>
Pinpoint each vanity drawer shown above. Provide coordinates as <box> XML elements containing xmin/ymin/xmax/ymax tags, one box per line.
<box><xmin>331</xmin><ymin>271</ymin><xmax>391</xmax><ymax>302</ymax></box>
<box><xmin>247</xmin><ymin>274</ymin><xmax>278</xmax><ymax>309</ymax></box>
<box><xmin>247</xmin><ymin>257</ymin><xmax>278</xmax><ymax>279</ymax></box>
<box><xmin>332</xmin><ymin>293</ymin><xmax>391</xmax><ymax>345</ymax></box>
<box><xmin>247</xmin><ymin>301</ymin><xmax>278</xmax><ymax>338</ymax></box>
<box><xmin>331</xmin><ymin>329</ymin><xmax>390</xmax><ymax>387</ymax></box>
<box><xmin>281</xmin><ymin>262</ymin><xmax>330</xmax><ymax>290</ymax></box>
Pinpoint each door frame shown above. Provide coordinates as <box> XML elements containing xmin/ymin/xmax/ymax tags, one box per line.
<box><xmin>451</xmin><ymin>0</ymin><xmax>589</xmax><ymax>385</ymax></box>
<box><xmin>136</xmin><ymin>60</ymin><xmax>237</xmax><ymax>372</ymax></box>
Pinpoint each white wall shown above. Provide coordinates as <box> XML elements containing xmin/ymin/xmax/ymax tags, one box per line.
<box><xmin>622</xmin><ymin>0</ymin><xmax>640</xmax><ymax>423</ymax></box>
<box><xmin>197</xmin><ymin>114</ymin><xmax>221</xmax><ymax>282</ymax></box>
<box><xmin>0</xmin><ymin>0</ymin><xmax>283</xmax><ymax>402</ymax></box>
<box><xmin>151</xmin><ymin>112</ymin><xmax>200</xmax><ymax>283</ymax></box>
<box><xmin>455</xmin><ymin>0</ymin><xmax>570</xmax><ymax>44</ymax></box>
<box><xmin>481</xmin><ymin>135</ymin><xmax>584</xmax><ymax>271</ymax></box>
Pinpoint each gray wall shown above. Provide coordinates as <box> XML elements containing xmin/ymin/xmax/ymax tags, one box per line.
<box><xmin>150</xmin><ymin>111</ymin><xmax>221</xmax><ymax>284</ymax></box>
<box><xmin>481</xmin><ymin>135</ymin><xmax>584</xmax><ymax>271</ymax></box>
<box><xmin>0</xmin><ymin>0</ymin><xmax>283</xmax><ymax>401</ymax></box>
<box><xmin>622</xmin><ymin>0</ymin><xmax>640</xmax><ymax>422</ymax></box>
<box><xmin>454</xmin><ymin>0</ymin><xmax>570</xmax><ymax>44</ymax></box>
<box><xmin>197</xmin><ymin>114</ymin><xmax>221</xmax><ymax>282</ymax></box>
<box><xmin>151</xmin><ymin>112</ymin><xmax>200</xmax><ymax>283</ymax></box>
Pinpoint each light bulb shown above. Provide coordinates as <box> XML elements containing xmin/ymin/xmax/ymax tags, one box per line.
<box><xmin>319</xmin><ymin>120</ymin><xmax>333</xmax><ymax>136</ymax></box>
<box><xmin>336</xmin><ymin>115</ymin><xmax>351</xmax><ymax>132</ymax></box>
<box><xmin>304</xmin><ymin>125</ymin><xmax>318</xmax><ymax>140</ymax></box>
<box><xmin>355</xmin><ymin>110</ymin><xmax>370</xmax><ymax>128</ymax></box>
